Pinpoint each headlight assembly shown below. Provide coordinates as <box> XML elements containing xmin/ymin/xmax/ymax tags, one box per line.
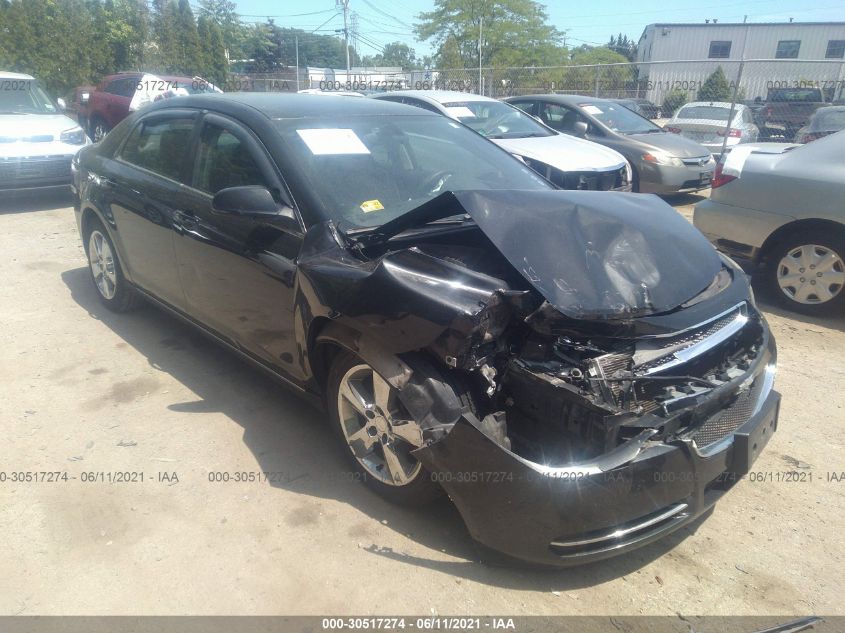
<box><xmin>60</xmin><ymin>126</ymin><xmax>87</xmax><ymax>145</ymax></box>
<box><xmin>642</xmin><ymin>151</ymin><xmax>684</xmax><ymax>168</ymax></box>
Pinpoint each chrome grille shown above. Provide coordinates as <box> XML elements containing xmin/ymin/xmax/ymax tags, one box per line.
<box><xmin>0</xmin><ymin>156</ymin><xmax>72</xmax><ymax>185</ymax></box>
<box><xmin>692</xmin><ymin>377</ymin><xmax>764</xmax><ymax>447</ymax></box>
<box><xmin>634</xmin><ymin>304</ymin><xmax>746</xmax><ymax>374</ymax></box>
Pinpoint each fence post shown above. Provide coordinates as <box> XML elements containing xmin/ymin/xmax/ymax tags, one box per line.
<box><xmin>720</xmin><ymin>60</ymin><xmax>745</xmax><ymax>157</ymax></box>
<box><xmin>594</xmin><ymin>65</ymin><xmax>601</xmax><ymax>97</ymax></box>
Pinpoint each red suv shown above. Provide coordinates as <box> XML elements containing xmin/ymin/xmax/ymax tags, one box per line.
<box><xmin>79</xmin><ymin>72</ymin><xmax>221</xmax><ymax>141</ymax></box>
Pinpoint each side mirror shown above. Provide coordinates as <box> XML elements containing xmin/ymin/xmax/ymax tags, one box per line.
<box><xmin>573</xmin><ymin>121</ymin><xmax>589</xmax><ymax>137</ymax></box>
<box><xmin>80</xmin><ymin>92</ymin><xmax>90</xmax><ymax>105</ymax></box>
<box><xmin>212</xmin><ymin>186</ymin><xmax>299</xmax><ymax>229</ymax></box>
<box><xmin>57</xmin><ymin>97</ymin><xmax>67</xmax><ymax>111</ymax></box>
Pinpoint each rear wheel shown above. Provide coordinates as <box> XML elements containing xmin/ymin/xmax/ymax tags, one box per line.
<box><xmin>765</xmin><ymin>230</ymin><xmax>845</xmax><ymax>315</ymax></box>
<box><xmin>327</xmin><ymin>351</ymin><xmax>448</xmax><ymax>506</ymax></box>
<box><xmin>85</xmin><ymin>219</ymin><xmax>142</xmax><ymax>312</ymax></box>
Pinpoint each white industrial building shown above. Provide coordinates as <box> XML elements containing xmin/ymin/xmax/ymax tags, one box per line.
<box><xmin>637</xmin><ymin>22</ymin><xmax>845</xmax><ymax>104</ymax></box>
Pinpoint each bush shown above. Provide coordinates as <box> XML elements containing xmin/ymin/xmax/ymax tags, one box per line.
<box><xmin>698</xmin><ymin>67</ymin><xmax>732</xmax><ymax>102</ymax></box>
<box><xmin>662</xmin><ymin>88</ymin><xmax>688</xmax><ymax>117</ymax></box>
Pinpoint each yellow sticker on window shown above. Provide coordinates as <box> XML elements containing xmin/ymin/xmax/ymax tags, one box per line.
<box><xmin>360</xmin><ymin>200</ymin><xmax>385</xmax><ymax>213</ymax></box>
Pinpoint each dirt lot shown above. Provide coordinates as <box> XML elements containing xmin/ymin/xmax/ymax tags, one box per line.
<box><xmin>1</xmin><ymin>190</ymin><xmax>843</xmax><ymax>617</ymax></box>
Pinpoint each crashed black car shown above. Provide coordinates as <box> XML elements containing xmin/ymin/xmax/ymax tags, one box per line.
<box><xmin>72</xmin><ymin>94</ymin><xmax>779</xmax><ymax>566</ymax></box>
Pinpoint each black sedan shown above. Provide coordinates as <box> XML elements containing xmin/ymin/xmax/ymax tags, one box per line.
<box><xmin>73</xmin><ymin>93</ymin><xmax>779</xmax><ymax>566</ymax></box>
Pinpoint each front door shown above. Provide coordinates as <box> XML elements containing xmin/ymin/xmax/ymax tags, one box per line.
<box><xmin>174</xmin><ymin>114</ymin><xmax>304</xmax><ymax>380</ymax></box>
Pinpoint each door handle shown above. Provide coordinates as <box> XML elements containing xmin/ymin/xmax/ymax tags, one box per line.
<box><xmin>173</xmin><ymin>209</ymin><xmax>198</xmax><ymax>232</ymax></box>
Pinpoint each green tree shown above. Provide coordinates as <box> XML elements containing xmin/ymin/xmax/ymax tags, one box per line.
<box><xmin>698</xmin><ymin>66</ymin><xmax>731</xmax><ymax>101</ymax></box>
<box><xmin>416</xmin><ymin>0</ymin><xmax>563</xmax><ymax>68</ymax></box>
<box><xmin>197</xmin><ymin>0</ymin><xmax>240</xmax><ymax>58</ymax></box>
<box><xmin>607</xmin><ymin>33</ymin><xmax>637</xmax><ymax>62</ymax></box>
<box><xmin>198</xmin><ymin>15</ymin><xmax>227</xmax><ymax>84</ymax></box>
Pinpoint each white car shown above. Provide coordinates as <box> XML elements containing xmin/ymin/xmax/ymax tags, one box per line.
<box><xmin>666</xmin><ymin>102</ymin><xmax>759</xmax><ymax>156</ymax></box>
<box><xmin>1</xmin><ymin>71</ymin><xmax>90</xmax><ymax>193</ymax></box>
<box><xmin>371</xmin><ymin>90</ymin><xmax>632</xmax><ymax>191</ymax></box>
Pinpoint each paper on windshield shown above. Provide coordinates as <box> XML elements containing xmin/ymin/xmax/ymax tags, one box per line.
<box><xmin>296</xmin><ymin>129</ymin><xmax>371</xmax><ymax>155</ymax></box>
<box><xmin>445</xmin><ymin>106</ymin><xmax>476</xmax><ymax>119</ymax></box>
<box><xmin>580</xmin><ymin>104</ymin><xmax>603</xmax><ymax>115</ymax></box>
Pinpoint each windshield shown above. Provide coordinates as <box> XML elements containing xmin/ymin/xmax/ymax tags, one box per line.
<box><xmin>578</xmin><ymin>101</ymin><xmax>662</xmax><ymax>134</ymax></box>
<box><xmin>768</xmin><ymin>88</ymin><xmax>822</xmax><ymax>102</ymax></box>
<box><xmin>812</xmin><ymin>109</ymin><xmax>845</xmax><ymax>130</ymax></box>
<box><xmin>0</xmin><ymin>80</ymin><xmax>58</xmax><ymax>114</ymax></box>
<box><xmin>442</xmin><ymin>100</ymin><xmax>554</xmax><ymax>139</ymax></box>
<box><xmin>676</xmin><ymin>105</ymin><xmax>731</xmax><ymax>121</ymax></box>
<box><xmin>274</xmin><ymin>115</ymin><xmax>551</xmax><ymax>230</ymax></box>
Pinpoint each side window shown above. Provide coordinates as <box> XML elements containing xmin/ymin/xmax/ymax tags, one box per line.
<box><xmin>404</xmin><ymin>98</ymin><xmax>442</xmax><ymax>114</ymax></box>
<box><xmin>539</xmin><ymin>103</ymin><xmax>585</xmax><ymax>133</ymax></box>
<box><xmin>509</xmin><ymin>101</ymin><xmax>537</xmax><ymax>116</ymax></box>
<box><xmin>105</xmin><ymin>78</ymin><xmax>136</xmax><ymax>98</ymax></box>
<box><xmin>120</xmin><ymin>116</ymin><xmax>195</xmax><ymax>182</ymax></box>
<box><xmin>193</xmin><ymin>122</ymin><xmax>270</xmax><ymax>194</ymax></box>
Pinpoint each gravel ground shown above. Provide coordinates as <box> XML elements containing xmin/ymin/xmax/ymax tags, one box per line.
<box><xmin>1</xmin><ymin>190</ymin><xmax>843</xmax><ymax>616</ymax></box>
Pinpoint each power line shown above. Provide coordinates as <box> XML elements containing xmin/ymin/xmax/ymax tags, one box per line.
<box><xmin>359</xmin><ymin>0</ymin><xmax>412</xmax><ymax>29</ymax></box>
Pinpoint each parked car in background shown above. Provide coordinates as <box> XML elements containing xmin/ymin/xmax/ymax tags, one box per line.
<box><xmin>73</xmin><ymin>92</ymin><xmax>778</xmax><ymax>567</ymax></box>
<box><xmin>612</xmin><ymin>97</ymin><xmax>662</xmax><ymax>120</ymax></box>
<box><xmin>63</xmin><ymin>85</ymin><xmax>96</xmax><ymax>129</ymax></box>
<box><xmin>506</xmin><ymin>94</ymin><xmax>714</xmax><ymax>194</ymax></box>
<box><xmin>78</xmin><ymin>72</ymin><xmax>222</xmax><ymax>141</ymax></box>
<box><xmin>666</xmin><ymin>102</ymin><xmax>759</xmax><ymax>155</ymax></box>
<box><xmin>794</xmin><ymin>106</ymin><xmax>845</xmax><ymax>143</ymax></box>
<box><xmin>371</xmin><ymin>90</ymin><xmax>631</xmax><ymax>191</ymax></box>
<box><xmin>760</xmin><ymin>87</ymin><xmax>828</xmax><ymax>141</ymax></box>
<box><xmin>694</xmin><ymin>132</ymin><xmax>845</xmax><ymax>315</ymax></box>
<box><xmin>1</xmin><ymin>71</ymin><xmax>90</xmax><ymax>193</ymax></box>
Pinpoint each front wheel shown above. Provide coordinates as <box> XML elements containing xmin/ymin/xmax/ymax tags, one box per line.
<box><xmin>327</xmin><ymin>351</ymin><xmax>445</xmax><ymax>506</ymax></box>
<box><xmin>765</xmin><ymin>230</ymin><xmax>845</xmax><ymax>316</ymax></box>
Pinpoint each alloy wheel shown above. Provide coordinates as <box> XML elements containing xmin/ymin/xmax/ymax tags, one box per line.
<box><xmin>776</xmin><ymin>243</ymin><xmax>845</xmax><ymax>305</ymax></box>
<box><xmin>88</xmin><ymin>230</ymin><xmax>117</xmax><ymax>300</ymax></box>
<box><xmin>336</xmin><ymin>364</ymin><xmax>423</xmax><ymax>486</ymax></box>
<box><xmin>93</xmin><ymin>123</ymin><xmax>107</xmax><ymax>142</ymax></box>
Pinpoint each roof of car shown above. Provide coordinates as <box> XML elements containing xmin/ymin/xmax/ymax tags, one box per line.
<box><xmin>679</xmin><ymin>101</ymin><xmax>741</xmax><ymax>109</ymax></box>
<box><xmin>147</xmin><ymin>92</ymin><xmax>433</xmax><ymax>119</ymax></box>
<box><xmin>375</xmin><ymin>90</ymin><xmax>495</xmax><ymax>104</ymax></box>
<box><xmin>508</xmin><ymin>94</ymin><xmax>612</xmax><ymax>105</ymax></box>
<box><xmin>0</xmin><ymin>71</ymin><xmax>35</xmax><ymax>80</ymax></box>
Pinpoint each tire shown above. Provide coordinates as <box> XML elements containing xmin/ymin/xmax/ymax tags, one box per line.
<box><xmin>764</xmin><ymin>230</ymin><xmax>845</xmax><ymax>316</ymax></box>
<box><xmin>327</xmin><ymin>351</ymin><xmax>461</xmax><ymax>506</ymax></box>
<box><xmin>630</xmin><ymin>165</ymin><xmax>641</xmax><ymax>193</ymax></box>
<box><xmin>84</xmin><ymin>218</ymin><xmax>142</xmax><ymax>312</ymax></box>
<box><xmin>90</xmin><ymin>117</ymin><xmax>109</xmax><ymax>142</ymax></box>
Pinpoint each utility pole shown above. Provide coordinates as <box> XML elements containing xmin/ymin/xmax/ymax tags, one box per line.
<box><xmin>295</xmin><ymin>35</ymin><xmax>300</xmax><ymax>91</ymax></box>
<box><xmin>337</xmin><ymin>0</ymin><xmax>350</xmax><ymax>72</ymax></box>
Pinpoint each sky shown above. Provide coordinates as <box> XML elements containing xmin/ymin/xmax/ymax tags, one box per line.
<box><xmin>221</xmin><ymin>0</ymin><xmax>845</xmax><ymax>59</ymax></box>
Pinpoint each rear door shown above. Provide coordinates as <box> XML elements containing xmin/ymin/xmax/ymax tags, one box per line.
<box><xmin>174</xmin><ymin>113</ymin><xmax>304</xmax><ymax>378</ymax></box>
<box><xmin>106</xmin><ymin>110</ymin><xmax>198</xmax><ymax>310</ymax></box>
<box><xmin>101</xmin><ymin>77</ymin><xmax>136</xmax><ymax>127</ymax></box>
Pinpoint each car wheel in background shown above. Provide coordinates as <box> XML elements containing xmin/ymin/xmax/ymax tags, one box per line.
<box><xmin>85</xmin><ymin>219</ymin><xmax>142</xmax><ymax>312</ymax></box>
<box><xmin>327</xmin><ymin>351</ymin><xmax>466</xmax><ymax>506</ymax></box>
<box><xmin>766</xmin><ymin>230</ymin><xmax>845</xmax><ymax>316</ymax></box>
<box><xmin>90</xmin><ymin>117</ymin><xmax>110</xmax><ymax>142</ymax></box>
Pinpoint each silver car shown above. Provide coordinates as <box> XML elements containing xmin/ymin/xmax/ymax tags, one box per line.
<box><xmin>1</xmin><ymin>71</ymin><xmax>90</xmax><ymax>193</ymax></box>
<box><xmin>694</xmin><ymin>132</ymin><xmax>845</xmax><ymax>315</ymax></box>
<box><xmin>505</xmin><ymin>94</ymin><xmax>714</xmax><ymax>194</ymax></box>
<box><xmin>371</xmin><ymin>91</ymin><xmax>632</xmax><ymax>192</ymax></box>
<box><xmin>666</xmin><ymin>102</ymin><xmax>759</xmax><ymax>156</ymax></box>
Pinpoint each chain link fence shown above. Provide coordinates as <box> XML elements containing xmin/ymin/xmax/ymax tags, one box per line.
<box><xmin>229</xmin><ymin>59</ymin><xmax>845</xmax><ymax>142</ymax></box>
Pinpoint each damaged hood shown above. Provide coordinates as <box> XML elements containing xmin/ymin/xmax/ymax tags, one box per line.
<box><xmin>451</xmin><ymin>189</ymin><xmax>722</xmax><ymax>320</ymax></box>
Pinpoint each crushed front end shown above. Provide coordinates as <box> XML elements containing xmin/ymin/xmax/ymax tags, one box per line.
<box><xmin>415</xmin><ymin>291</ymin><xmax>778</xmax><ymax>566</ymax></box>
<box><xmin>326</xmin><ymin>189</ymin><xmax>779</xmax><ymax>566</ymax></box>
